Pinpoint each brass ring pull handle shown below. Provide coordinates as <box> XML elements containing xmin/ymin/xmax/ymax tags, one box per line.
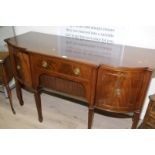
<box><xmin>73</xmin><ymin>68</ymin><xmax>80</xmax><ymax>76</ymax></box>
<box><xmin>42</xmin><ymin>60</ymin><xmax>48</xmax><ymax>68</ymax></box>
<box><xmin>115</xmin><ymin>88</ymin><xmax>121</xmax><ymax>96</ymax></box>
<box><xmin>17</xmin><ymin>65</ymin><xmax>21</xmax><ymax>70</ymax></box>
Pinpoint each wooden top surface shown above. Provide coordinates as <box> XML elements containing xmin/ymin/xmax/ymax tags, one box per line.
<box><xmin>0</xmin><ymin>52</ymin><xmax>9</xmax><ymax>63</ymax></box>
<box><xmin>5</xmin><ymin>31</ymin><xmax>155</xmax><ymax>70</ymax></box>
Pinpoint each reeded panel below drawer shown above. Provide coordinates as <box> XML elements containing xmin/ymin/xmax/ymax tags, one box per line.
<box><xmin>39</xmin><ymin>74</ymin><xmax>86</xmax><ymax>101</ymax></box>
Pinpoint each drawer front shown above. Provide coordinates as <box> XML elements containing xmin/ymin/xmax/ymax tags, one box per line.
<box><xmin>32</xmin><ymin>54</ymin><xmax>94</xmax><ymax>81</ymax></box>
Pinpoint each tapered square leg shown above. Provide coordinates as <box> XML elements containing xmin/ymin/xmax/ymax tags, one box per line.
<box><xmin>16</xmin><ymin>81</ymin><xmax>24</xmax><ymax>106</ymax></box>
<box><xmin>5</xmin><ymin>84</ymin><xmax>15</xmax><ymax>114</ymax></box>
<box><xmin>131</xmin><ymin>110</ymin><xmax>140</xmax><ymax>129</ymax></box>
<box><xmin>88</xmin><ymin>107</ymin><xmax>94</xmax><ymax>129</ymax></box>
<box><xmin>34</xmin><ymin>91</ymin><xmax>43</xmax><ymax>122</ymax></box>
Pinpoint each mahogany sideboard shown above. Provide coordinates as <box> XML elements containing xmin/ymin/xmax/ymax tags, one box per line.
<box><xmin>5</xmin><ymin>32</ymin><xmax>155</xmax><ymax>128</ymax></box>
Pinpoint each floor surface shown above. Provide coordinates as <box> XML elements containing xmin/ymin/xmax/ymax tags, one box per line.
<box><xmin>0</xmin><ymin>88</ymin><xmax>132</xmax><ymax>129</ymax></box>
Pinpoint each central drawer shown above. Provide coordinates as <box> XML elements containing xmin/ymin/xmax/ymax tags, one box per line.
<box><xmin>31</xmin><ymin>54</ymin><xmax>94</xmax><ymax>82</ymax></box>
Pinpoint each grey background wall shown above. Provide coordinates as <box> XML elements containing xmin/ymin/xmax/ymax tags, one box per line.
<box><xmin>0</xmin><ymin>26</ymin><xmax>15</xmax><ymax>51</ymax></box>
<box><xmin>14</xmin><ymin>26</ymin><xmax>155</xmax><ymax>49</ymax></box>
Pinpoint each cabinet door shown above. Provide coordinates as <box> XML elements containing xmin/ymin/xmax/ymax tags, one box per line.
<box><xmin>8</xmin><ymin>46</ymin><xmax>32</xmax><ymax>88</ymax></box>
<box><xmin>95</xmin><ymin>65</ymin><xmax>150</xmax><ymax>113</ymax></box>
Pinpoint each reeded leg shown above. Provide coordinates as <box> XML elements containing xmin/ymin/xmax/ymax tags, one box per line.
<box><xmin>34</xmin><ymin>91</ymin><xmax>43</xmax><ymax>122</ymax></box>
<box><xmin>88</xmin><ymin>106</ymin><xmax>94</xmax><ymax>129</ymax></box>
<box><xmin>132</xmin><ymin>110</ymin><xmax>140</xmax><ymax>129</ymax></box>
<box><xmin>5</xmin><ymin>85</ymin><xmax>16</xmax><ymax>114</ymax></box>
<box><xmin>16</xmin><ymin>80</ymin><xmax>24</xmax><ymax>106</ymax></box>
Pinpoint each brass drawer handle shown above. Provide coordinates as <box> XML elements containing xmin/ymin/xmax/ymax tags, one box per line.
<box><xmin>42</xmin><ymin>61</ymin><xmax>48</xmax><ymax>68</ymax></box>
<box><xmin>73</xmin><ymin>68</ymin><xmax>80</xmax><ymax>76</ymax></box>
<box><xmin>17</xmin><ymin>65</ymin><xmax>21</xmax><ymax>70</ymax></box>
